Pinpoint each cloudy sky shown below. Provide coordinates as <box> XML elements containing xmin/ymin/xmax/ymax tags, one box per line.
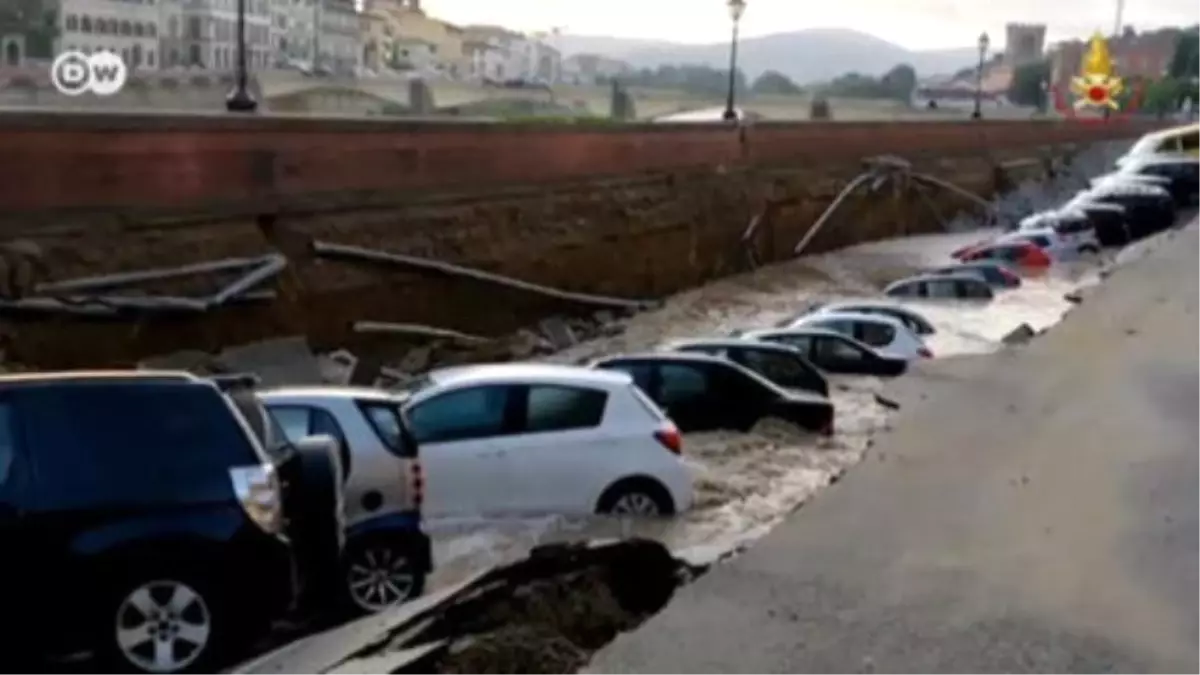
<box><xmin>424</xmin><ymin>0</ymin><xmax>1198</xmax><ymax>49</ymax></box>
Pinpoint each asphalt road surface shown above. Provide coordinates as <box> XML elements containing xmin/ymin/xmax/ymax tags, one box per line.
<box><xmin>590</xmin><ymin>224</ymin><xmax>1199</xmax><ymax>674</ymax></box>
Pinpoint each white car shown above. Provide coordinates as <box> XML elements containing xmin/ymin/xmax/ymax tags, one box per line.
<box><xmin>804</xmin><ymin>300</ymin><xmax>937</xmax><ymax>336</ymax></box>
<box><xmin>791</xmin><ymin>311</ymin><xmax>931</xmax><ymax>360</ymax></box>
<box><xmin>398</xmin><ymin>363</ymin><xmax>693</xmax><ymax>519</ymax></box>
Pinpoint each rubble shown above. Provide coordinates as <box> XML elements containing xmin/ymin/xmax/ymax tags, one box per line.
<box><xmin>539</xmin><ymin>317</ymin><xmax>578</xmax><ymax>349</ymax></box>
<box><xmin>215</xmin><ymin>336</ymin><xmax>325</xmax><ymax>386</ymax></box>
<box><xmin>1001</xmin><ymin>323</ymin><xmax>1037</xmax><ymax>345</ymax></box>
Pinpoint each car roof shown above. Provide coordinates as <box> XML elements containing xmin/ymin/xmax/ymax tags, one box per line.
<box><xmin>817</xmin><ymin>299</ymin><xmax>923</xmax><ymax>315</ymax></box>
<box><xmin>662</xmin><ymin>337</ymin><xmax>802</xmax><ymax>353</ymax></box>
<box><xmin>0</xmin><ymin>370</ymin><xmax>202</xmax><ymax>390</ymax></box>
<box><xmin>888</xmin><ymin>273</ymin><xmax>984</xmax><ymax>286</ymax></box>
<box><xmin>593</xmin><ymin>351</ymin><xmax>731</xmax><ymax>366</ymax></box>
<box><xmin>798</xmin><ymin>310</ymin><xmax>914</xmax><ymax>328</ymax></box>
<box><xmin>257</xmin><ymin>385</ymin><xmax>401</xmax><ymax>403</ymax></box>
<box><xmin>1127</xmin><ymin>124</ymin><xmax>1199</xmax><ymax>153</ymax></box>
<box><xmin>428</xmin><ymin>362</ymin><xmax>632</xmax><ymax>388</ymax></box>
<box><xmin>747</xmin><ymin>326</ymin><xmax>882</xmax><ymax>350</ymax></box>
<box><xmin>1124</xmin><ymin>154</ymin><xmax>1199</xmax><ymax>168</ymax></box>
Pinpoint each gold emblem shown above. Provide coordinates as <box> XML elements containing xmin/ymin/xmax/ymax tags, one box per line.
<box><xmin>1070</xmin><ymin>33</ymin><xmax>1125</xmax><ymax>110</ymax></box>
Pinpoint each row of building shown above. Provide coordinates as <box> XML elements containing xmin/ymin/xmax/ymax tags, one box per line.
<box><xmin>0</xmin><ymin>0</ymin><xmax>622</xmax><ymax>84</ymax></box>
<box><xmin>917</xmin><ymin>22</ymin><xmax>1181</xmax><ymax>102</ymax></box>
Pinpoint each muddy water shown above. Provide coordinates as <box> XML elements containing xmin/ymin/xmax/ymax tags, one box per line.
<box><xmin>424</xmin><ymin>228</ymin><xmax>1106</xmax><ymax>590</ymax></box>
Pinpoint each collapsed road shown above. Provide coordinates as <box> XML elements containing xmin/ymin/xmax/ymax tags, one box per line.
<box><xmin>589</xmin><ymin>222</ymin><xmax>1199</xmax><ymax>673</ymax></box>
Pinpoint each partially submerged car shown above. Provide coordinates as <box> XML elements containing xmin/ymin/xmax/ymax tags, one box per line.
<box><xmin>591</xmin><ymin>352</ymin><xmax>836</xmax><ymax>436</ymax></box>
<box><xmin>659</xmin><ymin>337</ymin><xmax>829</xmax><ymax>397</ymax></box>
<box><xmin>927</xmin><ymin>261</ymin><xmax>1021</xmax><ymax>288</ymax></box>
<box><xmin>742</xmin><ymin>327</ymin><xmax>909</xmax><ymax>377</ymax></box>
<box><xmin>884</xmin><ymin>272</ymin><xmax>995</xmax><ymax>303</ymax></box>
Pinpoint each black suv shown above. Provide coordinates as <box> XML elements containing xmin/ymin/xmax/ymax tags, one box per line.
<box><xmin>0</xmin><ymin>372</ymin><xmax>345</xmax><ymax>673</ymax></box>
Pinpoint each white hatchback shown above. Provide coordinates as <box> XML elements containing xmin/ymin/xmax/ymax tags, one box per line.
<box><xmin>791</xmin><ymin>311</ymin><xmax>932</xmax><ymax>360</ymax></box>
<box><xmin>397</xmin><ymin>363</ymin><xmax>694</xmax><ymax>520</ymax></box>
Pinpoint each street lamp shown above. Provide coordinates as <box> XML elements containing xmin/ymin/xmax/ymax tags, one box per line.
<box><xmin>225</xmin><ymin>0</ymin><xmax>258</xmax><ymax>112</ymax></box>
<box><xmin>972</xmin><ymin>31</ymin><xmax>989</xmax><ymax>120</ymax></box>
<box><xmin>722</xmin><ymin>0</ymin><xmax>746</xmax><ymax>122</ymax></box>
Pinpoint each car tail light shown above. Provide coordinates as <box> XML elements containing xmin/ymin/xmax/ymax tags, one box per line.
<box><xmin>918</xmin><ymin>346</ymin><xmax>934</xmax><ymax>358</ymax></box>
<box><xmin>410</xmin><ymin>460</ymin><xmax>424</xmax><ymax>508</ymax></box>
<box><xmin>654</xmin><ymin>426</ymin><xmax>683</xmax><ymax>455</ymax></box>
<box><xmin>229</xmin><ymin>464</ymin><xmax>284</xmax><ymax>536</ymax></box>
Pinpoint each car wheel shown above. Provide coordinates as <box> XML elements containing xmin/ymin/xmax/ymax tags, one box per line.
<box><xmin>597</xmin><ymin>479</ymin><xmax>674</xmax><ymax>517</ymax></box>
<box><xmin>341</xmin><ymin>537</ymin><xmax>426</xmax><ymax>616</ymax></box>
<box><xmin>101</xmin><ymin>576</ymin><xmax>228</xmax><ymax>674</ymax></box>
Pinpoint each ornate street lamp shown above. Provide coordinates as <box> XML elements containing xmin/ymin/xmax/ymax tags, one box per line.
<box><xmin>722</xmin><ymin>0</ymin><xmax>746</xmax><ymax>122</ymax></box>
<box><xmin>972</xmin><ymin>31</ymin><xmax>989</xmax><ymax>120</ymax></box>
<box><xmin>226</xmin><ymin>0</ymin><xmax>258</xmax><ymax>111</ymax></box>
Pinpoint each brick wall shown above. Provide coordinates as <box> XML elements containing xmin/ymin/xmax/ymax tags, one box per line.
<box><xmin>0</xmin><ymin>112</ymin><xmax>1148</xmax><ymax>220</ymax></box>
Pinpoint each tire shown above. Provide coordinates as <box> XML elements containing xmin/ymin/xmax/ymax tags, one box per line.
<box><xmin>596</xmin><ymin>478</ymin><xmax>675</xmax><ymax>517</ymax></box>
<box><xmin>339</xmin><ymin>535</ymin><xmax>427</xmax><ymax>617</ymax></box>
<box><xmin>97</xmin><ymin>573</ymin><xmax>232</xmax><ymax>674</ymax></box>
<box><xmin>287</xmin><ymin>441</ymin><xmax>345</xmax><ymax>615</ymax></box>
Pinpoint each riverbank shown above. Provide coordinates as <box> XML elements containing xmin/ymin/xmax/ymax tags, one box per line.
<box><xmin>589</xmin><ymin>222</ymin><xmax>1198</xmax><ymax>673</ymax></box>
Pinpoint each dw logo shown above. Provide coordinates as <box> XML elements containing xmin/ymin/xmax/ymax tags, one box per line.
<box><xmin>50</xmin><ymin>50</ymin><xmax>128</xmax><ymax>97</ymax></box>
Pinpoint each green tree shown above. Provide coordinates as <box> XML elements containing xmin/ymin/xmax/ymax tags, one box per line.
<box><xmin>1168</xmin><ymin>28</ymin><xmax>1199</xmax><ymax>80</ymax></box>
<box><xmin>623</xmin><ymin>64</ymin><xmax>747</xmax><ymax>97</ymax></box>
<box><xmin>1143</xmin><ymin>77</ymin><xmax>1195</xmax><ymax>116</ymax></box>
<box><xmin>825</xmin><ymin>72</ymin><xmax>886</xmax><ymax>98</ymax></box>
<box><xmin>879</xmin><ymin>63</ymin><xmax>917</xmax><ymax>103</ymax></box>
<box><xmin>1007</xmin><ymin>60</ymin><xmax>1052</xmax><ymax>109</ymax></box>
<box><xmin>751</xmin><ymin>69</ymin><xmax>801</xmax><ymax>95</ymax></box>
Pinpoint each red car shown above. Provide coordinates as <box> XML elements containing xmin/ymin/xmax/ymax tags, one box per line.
<box><xmin>954</xmin><ymin>240</ymin><xmax>1052</xmax><ymax>268</ymax></box>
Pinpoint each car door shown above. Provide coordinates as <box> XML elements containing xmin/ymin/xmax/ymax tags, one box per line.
<box><xmin>404</xmin><ymin>385</ymin><xmax>518</xmax><ymax>520</ymax></box>
<box><xmin>504</xmin><ymin>384</ymin><xmax>611</xmax><ymax>516</ymax></box>
<box><xmin>814</xmin><ymin>334</ymin><xmax>876</xmax><ymax>374</ymax></box>
<box><xmin>0</xmin><ymin>395</ymin><xmax>41</xmax><ymax>655</ymax></box>
<box><xmin>730</xmin><ymin>347</ymin><xmax>826</xmax><ymax>395</ymax></box>
<box><xmin>651</xmin><ymin>363</ymin><xmax>726</xmax><ymax>432</ymax></box>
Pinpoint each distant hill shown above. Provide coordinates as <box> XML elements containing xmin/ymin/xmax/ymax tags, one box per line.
<box><xmin>557</xmin><ymin>29</ymin><xmax>980</xmax><ymax>84</ymax></box>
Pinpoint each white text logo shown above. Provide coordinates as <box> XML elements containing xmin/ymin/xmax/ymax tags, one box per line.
<box><xmin>51</xmin><ymin>50</ymin><xmax>128</xmax><ymax>96</ymax></box>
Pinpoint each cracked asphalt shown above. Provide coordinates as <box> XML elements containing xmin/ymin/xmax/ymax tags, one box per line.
<box><xmin>590</xmin><ymin>223</ymin><xmax>1199</xmax><ymax>674</ymax></box>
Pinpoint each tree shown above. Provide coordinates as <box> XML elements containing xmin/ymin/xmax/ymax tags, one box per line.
<box><xmin>1007</xmin><ymin>59</ymin><xmax>1051</xmax><ymax>109</ymax></box>
<box><xmin>751</xmin><ymin>70</ymin><xmax>801</xmax><ymax>95</ymax></box>
<box><xmin>879</xmin><ymin>64</ymin><xmax>917</xmax><ymax>103</ymax></box>
<box><xmin>1168</xmin><ymin>28</ymin><xmax>1199</xmax><ymax>80</ymax></box>
<box><xmin>623</xmin><ymin>64</ymin><xmax>747</xmax><ymax>97</ymax></box>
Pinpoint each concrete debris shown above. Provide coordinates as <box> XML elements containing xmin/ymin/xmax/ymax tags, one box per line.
<box><xmin>215</xmin><ymin>336</ymin><xmax>324</xmax><ymax>386</ymax></box>
<box><xmin>138</xmin><ymin>349</ymin><xmax>220</xmax><ymax>374</ymax></box>
<box><xmin>317</xmin><ymin>349</ymin><xmax>358</xmax><ymax>385</ymax></box>
<box><xmin>1064</xmin><ymin>290</ymin><xmax>1085</xmax><ymax>304</ymax></box>
<box><xmin>507</xmin><ymin>329</ymin><xmax>555</xmax><ymax>359</ymax></box>
<box><xmin>395</xmin><ymin>345</ymin><xmax>435</xmax><ymax>374</ymax></box>
<box><xmin>873</xmin><ymin>393</ymin><xmax>901</xmax><ymax>410</ymax></box>
<box><xmin>539</xmin><ymin>317</ymin><xmax>578</xmax><ymax>349</ymax></box>
<box><xmin>1001</xmin><ymin>323</ymin><xmax>1037</xmax><ymax>345</ymax></box>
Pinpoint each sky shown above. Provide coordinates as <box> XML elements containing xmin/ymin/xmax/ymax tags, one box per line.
<box><xmin>423</xmin><ymin>0</ymin><xmax>1199</xmax><ymax>50</ymax></box>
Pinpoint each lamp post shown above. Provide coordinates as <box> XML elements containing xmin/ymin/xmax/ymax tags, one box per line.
<box><xmin>971</xmin><ymin>31</ymin><xmax>989</xmax><ymax>120</ymax></box>
<box><xmin>225</xmin><ymin>0</ymin><xmax>257</xmax><ymax>111</ymax></box>
<box><xmin>722</xmin><ymin>0</ymin><xmax>746</xmax><ymax>122</ymax></box>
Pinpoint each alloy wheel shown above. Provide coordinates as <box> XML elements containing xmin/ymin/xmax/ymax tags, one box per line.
<box><xmin>115</xmin><ymin>580</ymin><xmax>212</xmax><ymax>673</ymax></box>
<box><xmin>610</xmin><ymin>492</ymin><xmax>662</xmax><ymax>516</ymax></box>
<box><xmin>346</xmin><ymin>545</ymin><xmax>417</xmax><ymax>613</ymax></box>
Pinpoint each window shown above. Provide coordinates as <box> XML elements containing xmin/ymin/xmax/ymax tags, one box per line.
<box><xmin>358</xmin><ymin>401</ymin><xmax>415</xmax><ymax>457</ymax></box>
<box><xmin>736</xmin><ymin>350</ymin><xmax>818</xmax><ymax>391</ymax></box>
<box><xmin>265</xmin><ymin>405</ymin><xmax>351</xmax><ymax>479</ymax></box>
<box><xmin>658</xmin><ymin>365</ymin><xmax>709</xmax><ymax>405</ymax></box>
<box><xmin>408</xmin><ymin>386</ymin><xmax>510</xmax><ymax>444</ymax></box>
<box><xmin>131</xmin><ymin>44</ymin><xmax>142</xmax><ymax>67</ymax></box>
<box><xmin>958</xmin><ymin>279</ymin><xmax>992</xmax><ymax>299</ymax></box>
<box><xmin>814</xmin><ymin>318</ymin><xmax>854</xmax><ymax>335</ymax></box>
<box><xmin>106</xmin><ymin>18</ymin><xmax>118</xmax><ymax>34</ymax></box>
<box><xmin>0</xmin><ymin>403</ymin><xmax>14</xmax><ymax>488</ymax></box>
<box><xmin>599</xmin><ymin>362</ymin><xmax>653</xmax><ymax>392</ymax></box>
<box><xmin>22</xmin><ymin>384</ymin><xmax>259</xmax><ymax>508</ymax></box>
<box><xmin>147</xmin><ymin>49</ymin><xmax>155</xmax><ymax>67</ymax></box>
<box><xmin>857</xmin><ymin>321</ymin><xmax>896</xmax><ymax>348</ymax></box>
<box><xmin>147</xmin><ymin>22</ymin><xmax>157</xmax><ymax>37</ymax></box>
<box><xmin>81</xmin><ymin>16</ymin><xmax>92</xmax><ymax>32</ymax></box>
<box><xmin>96</xmin><ymin>17</ymin><xmax>108</xmax><ymax>34</ymax></box>
<box><xmin>766</xmin><ymin>334</ymin><xmax>812</xmax><ymax>356</ymax></box>
<box><xmin>926</xmin><ymin>279</ymin><xmax>959</xmax><ymax>299</ymax></box>
<box><xmin>524</xmin><ymin>385</ymin><xmax>606</xmax><ymax>432</ymax></box>
<box><xmin>66</xmin><ymin>14</ymin><xmax>78</xmax><ymax>30</ymax></box>
<box><xmin>818</xmin><ymin>336</ymin><xmax>867</xmax><ymax>361</ymax></box>
<box><xmin>120</xmin><ymin>20</ymin><xmax>132</xmax><ymax>36</ymax></box>
<box><xmin>1182</xmin><ymin>132</ymin><xmax>1199</xmax><ymax>152</ymax></box>
<box><xmin>133</xmin><ymin>23</ymin><xmax>144</xmax><ymax>37</ymax></box>
<box><xmin>3</xmin><ymin>41</ymin><xmax>18</xmax><ymax>66</ymax></box>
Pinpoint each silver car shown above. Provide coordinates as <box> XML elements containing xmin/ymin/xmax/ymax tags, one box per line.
<box><xmin>258</xmin><ymin>386</ymin><xmax>427</xmax><ymax>614</ymax></box>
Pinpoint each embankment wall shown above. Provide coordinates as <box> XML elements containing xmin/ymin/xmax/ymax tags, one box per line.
<box><xmin>0</xmin><ymin>114</ymin><xmax>1147</xmax><ymax>367</ymax></box>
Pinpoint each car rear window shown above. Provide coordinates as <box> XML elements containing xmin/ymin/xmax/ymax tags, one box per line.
<box><xmin>358</xmin><ymin>401</ymin><xmax>417</xmax><ymax>457</ymax></box>
<box><xmin>524</xmin><ymin>385</ymin><xmax>607</xmax><ymax>432</ymax></box>
<box><xmin>626</xmin><ymin>384</ymin><xmax>668</xmax><ymax>422</ymax></box>
<box><xmin>19</xmin><ymin>383</ymin><xmax>259</xmax><ymax>508</ymax></box>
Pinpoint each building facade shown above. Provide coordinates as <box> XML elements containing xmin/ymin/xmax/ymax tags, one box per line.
<box><xmin>374</xmin><ymin>0</ymin><xmax>464</xmax><ymax>78</ymax></box>
<box><xmin>1048</xmin><ymin>28</ymin><xmax>1178</xmax><ymax>92</ymax></box>
<box><xmin>269</xmin><ymin>0</ymin><xmax>316</xmax><ymax>67</ymax></box>
<box><xmin>1004</xmin><ymin>23</ymin><xmax>1047</xmax><ymax>68</ymax></box>
<box><xmin>561</xmin><ymin>53</ymin><xmax>630</xmax><ymax>85</ymax></box>
<box><xmin>315</xmin><ymin>0</ymin><xmax>358</xmax><ymax>74</ymax></box>
<box><xmin>1</xmin><ymin>0</ymin><xmax>59</xmax><ymax>65</ymax></box>
<box><xmin>57</xmin><ymin>0</ymin><xmax>161</xmax><ymax>70</ymax></box>
<box><xmin>159</xmin><ymin>0</ymin><xmax>272</xmax><ymax>71</ymax></box>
